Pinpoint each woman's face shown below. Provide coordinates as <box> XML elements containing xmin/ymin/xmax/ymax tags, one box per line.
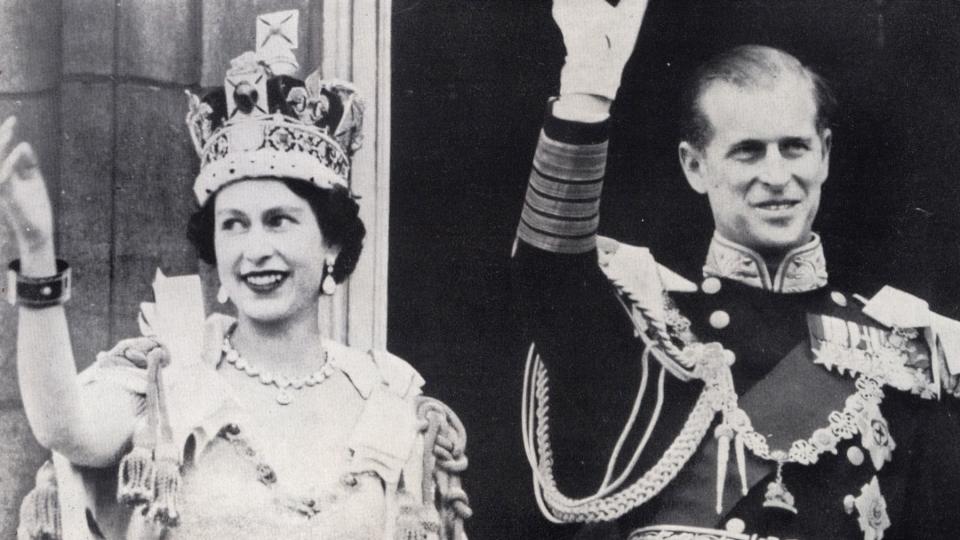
<box><xmin>213</xmin><ymin>179</ymin><xmax>332</xmax><ymax>324</ymax></box>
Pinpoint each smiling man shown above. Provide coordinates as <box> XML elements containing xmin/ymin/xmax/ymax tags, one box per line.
<box><xmin>513</xmin><ymin>2</ymin><xmax>960</xmax><ymax>539</ymax></box>
<box><xmin>679</xmin><ymin>46</ymin><xmax>832</xmax><ymax>264</ymax></box>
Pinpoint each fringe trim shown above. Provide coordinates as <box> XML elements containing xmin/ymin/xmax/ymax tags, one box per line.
<box><xmin>116</xmin><ymin>343</ymin><xmax>183</xmax><ymax>528</ymax></box>
<box><xmin>17</xmin><ymin>461</ymin><xmax>60</xmax><ymax>540</ymax></box>
<box><xmin>147</xmin><ymin>444</ymin><xmax>182</xmax><ymax>527</ymax></box>
<box><xmin>117</xmin><ymin>446</ymin><xmax>156</xmax><ymax>506</ymax></box>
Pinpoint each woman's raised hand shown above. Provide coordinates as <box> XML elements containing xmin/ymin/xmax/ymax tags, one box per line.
<box><xmin>0</xmin><ymin>116</ymin><xmax>55</xmax><ymax>274</ymax></box>
<box><xmin>553</xmin><ymin>0</ymin><xmax>650</xmax><ymax>100</ymax></box>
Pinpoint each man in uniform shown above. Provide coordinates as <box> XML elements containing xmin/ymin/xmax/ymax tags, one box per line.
<box><xmin>513</xmin><ymin>1</ymin><xmax>960</xmax><ymax>538</ymax></box>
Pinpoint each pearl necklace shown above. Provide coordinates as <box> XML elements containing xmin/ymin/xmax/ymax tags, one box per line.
<box><xmin>221</xmin><ymin>334</ymin><xmax>334</xmax><ymax>405</ymax></box>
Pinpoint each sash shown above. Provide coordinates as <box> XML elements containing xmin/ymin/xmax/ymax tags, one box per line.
<box><xmin>645</xmin><ymin>339</ymin><xmax>854</xmax><ymax>526</ymax></box>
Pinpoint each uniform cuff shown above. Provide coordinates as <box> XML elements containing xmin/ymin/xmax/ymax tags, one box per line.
<box><xmin>543</xmin><ymin>99</ymin><xmax>610</xmax><ymax>145</ymax></box>
<box><xmin>517</xmin><ymin>103</ymin><xmax>609</xmax><ymax>254</ymax></box>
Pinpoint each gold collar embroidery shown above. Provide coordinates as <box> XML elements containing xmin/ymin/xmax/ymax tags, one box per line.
<box><xmin>703</xmin><ymin>232</ymin><xmax>828</xmax><ymax>293</ymax></box>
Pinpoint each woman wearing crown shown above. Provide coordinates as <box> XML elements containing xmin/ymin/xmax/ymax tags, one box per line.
<box><xmin>2</xmin><ymin>14</ymin><xmax>469</xmax><ymax>540</ymax></box>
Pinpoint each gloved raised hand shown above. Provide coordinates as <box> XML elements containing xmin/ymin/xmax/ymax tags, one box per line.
<box><xmin>553</xmin><ymin>0</ymin><xmax>651</xmax><ymax>100</ymax></box>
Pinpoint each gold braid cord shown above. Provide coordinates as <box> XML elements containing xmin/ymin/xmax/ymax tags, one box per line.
<box><xmin>416</xmin><ymin>396</ymin><xmax>472</xmax><ymax>540</ymax></box>
<box><xmin>522</xmin><ymin>244</ymin><xmax>726</xmax><ymax>523</ymax></box>
<box><xmin>524</xmin><ymin>350</ymin><xmax>720</xmax><ymax>523</ymax></box>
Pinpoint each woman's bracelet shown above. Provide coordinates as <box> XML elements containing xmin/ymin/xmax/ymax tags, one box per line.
<box><xmin>6</xmin><ymin>259</ymin><xmax>71</xmax><ymax>308</ymax></box>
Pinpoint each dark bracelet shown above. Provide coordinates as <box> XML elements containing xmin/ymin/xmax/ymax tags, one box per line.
<box><xmin>6</xmin><ymin>260</ymin><xmax>71</xmax><ymax>308</ymax></box>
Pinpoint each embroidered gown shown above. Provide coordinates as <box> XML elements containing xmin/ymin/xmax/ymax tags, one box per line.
<box><xmin>512</xmin><ymin>105</ymin><xmax>960</xmax><ymax>539</ymax></box>
<box><xmin>21</xmin><ymin>314</ymin><xmax>468</xmax><ymax>540</ymax></box>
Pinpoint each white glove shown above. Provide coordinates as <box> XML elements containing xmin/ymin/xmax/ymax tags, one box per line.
<box><xmin>553</xmin><ymin>0</ymin><xmax>650</xmax><ymax>100</ymax></box>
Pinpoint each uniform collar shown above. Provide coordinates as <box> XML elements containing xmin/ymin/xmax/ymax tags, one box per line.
<box><xmin>703</xmin><ymin>232</ymin><xmax>828</xmax><ymax>293</ymax></box>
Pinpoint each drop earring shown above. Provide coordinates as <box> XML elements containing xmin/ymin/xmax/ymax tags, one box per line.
<box><xmin>321</xmin><ymin>261</ymin><xmax>337</xmax><ymax>295</ymax></box>
<box><xmin>217</xmin><ymin>285</ymin><xmax>229</xmax><ymax>304</ymax></box>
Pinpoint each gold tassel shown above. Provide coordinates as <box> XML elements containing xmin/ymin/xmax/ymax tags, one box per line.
<box><xmin>18</xmin><ymin>460</ymin><xmax>61</xmax><ymax>540</ymax></box>
<box><xmin>117</xmin><ymin>444</ymin><xmax>156</xmax><ymax>506</ymax></box>
<box><xmin>735</xmin><ymin>433</ymin><xmax>748</xmax><ymax>496</ymax></box>
<box><xmin>147</xmin><ymin>443</ymin><xmax>182</xmax><ymax>527</ymax></box>
<box><xmin>147</xmin><ymin>352</ymin><xmax>181</xmax><ymax>527</ymax></box>
<box><xmin>118</xmin><ymin>344</ymin><xmax>166</xmax><ymax>508</ymax></box>
<box><xmin>714</xmin><ymin>424</ymin><xmax>732</xmax><ymax>515</ymax></box>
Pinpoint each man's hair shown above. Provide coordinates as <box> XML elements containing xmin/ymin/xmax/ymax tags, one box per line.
<box><xmin>679</xmin><ymin>44</ymin><xmax>836</xmax><ymax>150</ymax></box>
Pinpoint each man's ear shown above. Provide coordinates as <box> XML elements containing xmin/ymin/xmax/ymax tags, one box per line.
<box><xmin>679</xmin><ymin>141</ymin><xmax>708</xmax><ymax>194</ymax></box>
<box><xmin>816</xmin><ymin>127</ymin><xmax>832</xmax><ymax>183</ymax></box>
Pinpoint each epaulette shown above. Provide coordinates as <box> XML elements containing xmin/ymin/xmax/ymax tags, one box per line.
<box><xmin>597</xmin><ymin>236</ymin><xmax>697</xmax><ymax>297</ymax></box>
<box><xmin>370</xmin><ymin>349</ymin><xmax>426</xmax><ymax>399</ymax></box>
<box><xmin>328</xmin><ymin>341</ymin><xmax>425</xmax><ymax>400</ymax></box>
<box><xmin>810</xmin><ymin>285</ymin><xmax>960</xmax><ymax>400</ymax></box>
<box><xmin>596</xmin><ymin>236</ymin><xmax>699</xmax><ymax>380</ymax></box>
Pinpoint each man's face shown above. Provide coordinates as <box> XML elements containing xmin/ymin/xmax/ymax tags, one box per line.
<box><xmin>679</xmin><ymin>75</ymin><xmax>832</xmax><ymax>256</ymax></box>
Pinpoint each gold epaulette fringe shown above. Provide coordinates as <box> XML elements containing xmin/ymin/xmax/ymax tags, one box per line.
<box><xmin>17</xmin><ymin>460</ymin><xmax>60</xmax><ymax>540</ymax></box>
<box><xmin>148</xmin><ymin>443</ymin><xmax>182</xmax><ymax>526</ymax></box>
<box><xmin>117</xmin><ymin>445</ymin><xmax>156</xmax><ymax>505</ymax></box>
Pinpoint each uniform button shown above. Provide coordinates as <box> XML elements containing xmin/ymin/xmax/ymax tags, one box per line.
<box><xmin>843</xmin><ymin>494</ymin><xmax>856</xmax><ymax>514</ymax></box>
<box><xmin>831</xmin><ymin>291</ymin><xmax>848</xmax><ymax>307</ymax></box>
<box><xmin>709</xmin><ymin>310</ymin><xmax>730</xmax><ymax>330</ymax></box>
<box><xmin>701</xmin><ymin>277</ymin><xmax>722</xmax><ymax>295</ymax></box>
<box><xmin>724</xmin><ymin>517</ymin><xmax>746</xmax><ymax>534</ymax></box>
<box><xmin>846</xmin><ymin>446</ymin><xmax>865</xmax><ymax>466</ymax></box>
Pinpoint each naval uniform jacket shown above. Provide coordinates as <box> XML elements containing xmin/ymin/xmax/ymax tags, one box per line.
<box><xmin>513</xmin><ymin>106</ymin><xmax>960</xmax><ymax>539</ymax></box>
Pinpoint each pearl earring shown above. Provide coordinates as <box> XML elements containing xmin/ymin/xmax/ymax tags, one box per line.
<box><xmin>321</xmin><ymin>262</ymin><xmax>336</xmax><ymax>295</ymax></box>
<box><xmin>217</xmin><ymin>285</ymin><xmax>229</xmax><ymax>304</ymax></box>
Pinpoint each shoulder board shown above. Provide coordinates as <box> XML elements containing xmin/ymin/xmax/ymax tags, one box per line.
<box><xmin>369</xmin><ymin>349</ymin><xmax>425</xmax><ymax>398</ymax></box>
<box><xmin>596</xmin><ymin>236</ymin><xmax>700</xmax><ymax>381</ymax></box>
<box><xmin>328</xmin><ymin>340</ymin><xmax>425</xmax><ymax>399</ymax></box>
<box><xmin>596</xmin><ymin>236</ymin><xmax>696</xmax><ymax>297</ymax></box>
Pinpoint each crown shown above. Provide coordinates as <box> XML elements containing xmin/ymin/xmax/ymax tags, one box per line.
<box><xmin>185</xmin><ymin>10</ymin><xmax>364</xmax><ymax>206</ymax></box>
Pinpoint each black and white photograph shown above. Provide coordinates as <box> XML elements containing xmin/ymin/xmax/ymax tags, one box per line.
<box><xmin>1</xmin><ymin>1</ymin><xmax>959</xmax><ymax>538</ymax></box>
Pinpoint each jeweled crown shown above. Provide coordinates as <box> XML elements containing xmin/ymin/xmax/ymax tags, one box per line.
<box><xmin>186</xmin><ymin>10</ymin><xmax>364</xmax><ymax>205</ymax></box>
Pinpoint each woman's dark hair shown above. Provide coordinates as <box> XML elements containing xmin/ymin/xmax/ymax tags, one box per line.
<box><xmin>186</xmin><ymin>178</ymin><xmax>365</xmax><ymax>284</ymax></box>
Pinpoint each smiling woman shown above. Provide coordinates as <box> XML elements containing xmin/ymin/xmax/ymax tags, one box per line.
<box><xmin>187</xmin><ymin>179</ymin><xmax>366</xmax><ymax>318</ymax></box>
<box><xmin>4</xmin><ymin>9</ymin><xmax>469</xmax><ymax>540</ymax></box>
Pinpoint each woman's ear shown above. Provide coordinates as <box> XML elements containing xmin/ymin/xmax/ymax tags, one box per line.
<box><xmin>324</xmin><ymin>243</ymin><xmax>342</xmax><ymax>263</ymax></box>
<box><xmin>679</xmin><ymin>141</ymin><xmax>708</xmax><ymax>195</ymax></box>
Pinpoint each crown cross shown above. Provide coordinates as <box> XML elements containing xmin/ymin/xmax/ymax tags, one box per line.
<box><xmin>261</xmin><ymin>16</ymin><xmax>295</xmax><ymax>48</ymax></box>
<box><xmin>257</xmin><ymin>10</ymin><xmax>298</xmax><ymax>51</ymax></box>
<box><xmin>185</xmin><ymin>10</ymin><xmax>363</xmax><ymax>206</ymax></box>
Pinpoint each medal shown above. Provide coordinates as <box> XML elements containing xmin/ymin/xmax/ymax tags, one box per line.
<box><xmin>762</xmin><ymin>457</ymin><xmax>797</xmax><ymax>515</ymax></box>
